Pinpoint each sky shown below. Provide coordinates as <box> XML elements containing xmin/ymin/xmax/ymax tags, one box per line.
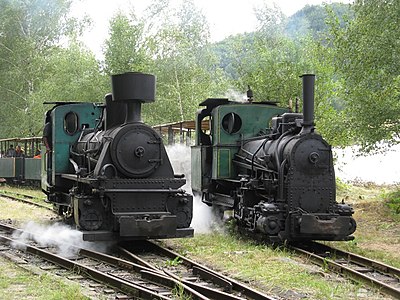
<box><xmin>71</xmin><ymin>0</ymin><xmax>349</xmax><ymax>57</ymax></box>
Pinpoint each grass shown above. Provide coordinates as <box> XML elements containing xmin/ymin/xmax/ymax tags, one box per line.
<box><xmin>0</xmin><ymin>184</ymin><xmax>56</xmax><ymax>226</ymax></box>
<box><xmin>333</xmin><ymin>183</ymin><xmax>400</xmax><ymax>268</ymax></box>
<box><xmin>0</xmin><ymin>184</ymin><xmax>45</xmax><ymax>199</ymax></box>
<box><xmin>163</xmin><ymin>183</ymin><xmax>400</xmax><ymax>299</ymax></box>
<box><xmin>0</xmin><ymin>197</ymin><xmax>56</xmax><ymax>226</ymax></box>
<box><xmin>164</xmin><ymin>232</ymin><xmax>378</xmax><ymax>299</ymax></box>
<box><xmin>0</xmin><ymin>183</ymin><xmax>399</xmax><ymax>299</ymax></box>
<box><xmin>385</xmin><ymin>189</ymin><xmax>400</xmax><ymax>218</ymax></box>
<box><xmin>0</xmin><ymin>256</ymin><xmax>88</xmax><ymax>299</ymax></box>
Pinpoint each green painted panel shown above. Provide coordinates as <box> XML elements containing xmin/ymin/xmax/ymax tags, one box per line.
<box><xmin>0</xmin><ymin>158</ymin><xmax>16</xmax><ymax>177</ymax></box>
<box><xmin>52</xmin><ymin>103</ymin><xmax>102</xmax><ymax>177</ymax></box>
<box><xmin>191</xmin><ymin>145</ymin><xmax>212</xmax><ymax>192</ymax></box>
<box><xmin>217</xmin><ymin>148</ymin><xmax>231</xmax><ymax>178</ymax></box>
<box><xmin>212</xmin><ymin>147</ymin><xmax>233</xmax><ymax>179</ymax></box>
<box><xmin>210</xmin><ymin>103</ymin><xmax>287</xmax><ymax>180</ymax></box>
<box><xmin>212</xmin><ymin>103</ymin><xmax>288</xmax><ymax>145</ymax></box>
<box><xmin>25</xmin><ymin>158</ymin><xmax>41</xmax><ymax>180</ymax></box>
<box><xmin>191</xmin><ymin>146</ymin><xmax>202</xmax><ymax>192</ymax></box>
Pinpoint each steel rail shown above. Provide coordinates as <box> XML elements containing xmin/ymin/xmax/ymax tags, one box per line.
<box><xmin>120</xmin><ymin>240</ymin><xmax>277</xmax><ymax>300</ymax></box>
<box><xmin>0</xmin><ymin>233</ymin><xmax>169</xmax><ymax>299</ymax></box>
<box><xmin>0</xmin><ymin>223</ymin><xmax>209</xmax><ymax>299</ymax></box>
<box><xmin>290</xmin><ymin>243</ymin><xmax>400</xmax><ymax>299</ymax></box>
<box><xmin>119</xmin><ymin>246</ymin><xmax>245</xmax><ymax>300</ymax></box>
<box><xmin>0</xmin><ymin>192</ymin><xmax>53</xmax><ymax>211</ymax></box>
<box><xmin>79</xmin><ymin>248</ymin><xmax>208</xmax><ymax>300</ymax></box>
<box><xmin>310</xmin><ymin>242</ymin><xmax>400</xmax><ymax>279</ymax></box>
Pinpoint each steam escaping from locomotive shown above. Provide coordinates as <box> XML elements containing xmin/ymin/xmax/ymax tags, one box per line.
<box><xmin>11</xmin><ymin>221</ymin><xmax>113</xmax><ymax>257</ymax></box>
<box><xmin>192</xmin><ymin>74</ymin><xmax>356</xmax><ymax>242</ymax></box>
<box><xmin>167</xmin><ymin>144</ymin><xmax>223</xmax><ymax>234</ymax></box>
<box><xmin>42</xmin><ymin>72</ymin><xmax>193</xmax><ymax>241</ymax></box>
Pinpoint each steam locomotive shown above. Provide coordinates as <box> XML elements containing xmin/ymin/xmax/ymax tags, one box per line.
<box><xmin>192</xmin><ymin>74</ymin><xmax>356</xmax><ymax>242</ymax></box>
<box><xmin>42</xmin><ymin>72</ymin><xmax>193</xmax><ymax>241</ymax></box>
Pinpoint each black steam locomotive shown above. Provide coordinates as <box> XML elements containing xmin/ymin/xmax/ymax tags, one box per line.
<box><xmin>42</xmin><ymin>72</ymin><xmax>193</xmax><ymax>241</ymax></box>
<box><xmin>192</xmin><ymin>74</ymin><xmax>356</xmax><ymax>242</ymax></box>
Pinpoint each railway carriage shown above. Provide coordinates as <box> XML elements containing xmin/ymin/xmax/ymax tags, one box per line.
<box><xmin>0</xmin><ymin>137</ymin><xmax>42</xmax><ymax>185</ymax></box>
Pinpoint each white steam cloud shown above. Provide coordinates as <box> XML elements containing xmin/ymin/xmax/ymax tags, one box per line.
<box><xmin>11</xmin><ymin>221</ymin><xmax>112</xmax><ymax>257</ymax></box>
<box><xmin>166</xmin><ymin>144</ymin><xmax>222</xmax><ymax>234</ymax></box>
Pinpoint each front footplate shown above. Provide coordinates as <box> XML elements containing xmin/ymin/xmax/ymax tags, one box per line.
<box><xmin>297</xmin><ymin>214</ymin><xmax>356</xmax><ymax>240</ymax></box>
<box><xmin>81</xmin><ymin>215</ymin><xmax>194</xmax><ymax>241</ymax></box>
<box><xmin>119</xmin><ymin>215</ymin><xmax>193</xmax><ymax>238</ymax></box>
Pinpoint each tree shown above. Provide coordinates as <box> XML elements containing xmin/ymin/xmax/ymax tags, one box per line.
<box><xmin>285</xmin><ymin>3</ymin><xmax>351</xmax><ymax>39</ymax></box>
<box><xmin>329</xmin><ymin>0</ymin><xmax>400</xmax><ymax>152</ymax></box>
<box><xmin>147</xmin><ymin>0</ymin><xmax>228</xmax><ymax>124</ymax></box>
<box><xmin>26</xmin><ymin>41</ymin><xmax>105</xmax><ymax>136</ymax></box>
<box><xmin>218</xmin><ymin>2</ymin><xmax>353</xmax><ymax>147</ymax></box>
<box><xmin>0</xmin><ymin>0</ymin><xmax>97</xmax><ymax>137</ymax></box>
<box><xmin>103</xmin><ymin>12</ymin><xmax>151</xmax><ymax>75</ymax></box>
<box><xmin>103</xmin><ymin>0</ymin><xmax>229</xmax><ymax>125</ymax></box>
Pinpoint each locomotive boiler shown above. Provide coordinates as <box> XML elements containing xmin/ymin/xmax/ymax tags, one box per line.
<box><xmin>42</xmin><ymin>72</ymin><xmax>193</xmax><ymax>241</ymax></box>
<box><xmin>192</xmin><ymin>74</ymin><xmax>356</xmax><ymax>242</ymax></box>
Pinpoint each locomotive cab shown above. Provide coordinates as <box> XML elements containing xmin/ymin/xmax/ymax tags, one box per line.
<box><xmin>191</xmin><ymin>98</ymin><xmax>287</xmax><ymax>210</ymax></box>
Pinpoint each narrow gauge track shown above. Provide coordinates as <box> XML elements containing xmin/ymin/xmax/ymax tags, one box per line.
<box><xmin>118</xmin><ymin>241</ymin><xmax>275</xmax><ymax>300</ymax></box>
<box><xmin>0</xmin><ymin>223</ymin><xmax>202</xmax><ymax>299</ymax></box>
<box><xmin>0</xmin><ymin>223</ymin><xmax>276</xmax><ymax>300</ymax></box>
<box><xmin>0</xmin><ymin>191</ymin><xmax>52</xmax><ymax>211</ymax></box>
<box><xmin>290</xmin><ymin>242</ymin><xmax>400</xmax><ymax>299</ymax></box>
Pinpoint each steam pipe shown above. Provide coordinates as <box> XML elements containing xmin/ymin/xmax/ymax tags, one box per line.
<box><xmin>300</xmin><ymin>74</ymin><xmax>315</xmax><ymax>133</ymax></box>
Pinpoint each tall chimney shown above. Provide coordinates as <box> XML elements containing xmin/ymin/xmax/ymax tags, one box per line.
<box><xmin>300</xmin><ymin>74</ymin><xmax>315</xmax><ymax>133</ymax></box>
<box><xmin>111</xmin><ymin>72</ymin><xmax>156</xmax><ymax>123</ymax></box>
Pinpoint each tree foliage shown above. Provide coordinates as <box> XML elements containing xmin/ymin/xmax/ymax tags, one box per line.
<box><xmin>0</xmin><ymin>0</ymin><xmax>102</xmax><ymax>137</ymax></box>
<box><xmin>0</xmin><ymin>0</ymin><xmax>397</xmax><ymax>154</ymax></box>
<box><xmin>329</xmin><ymin>0</ymin><xmax>400</xmax><ymax>152</ymax></box>
<box><xmin>104</xmin><ymin>12</ymin><xmax>150</xmax><ymax>74</ymax></box>
<box><xmin>286</xmin><ymin>3</ymin><xmax>351</xmax><ymax>39</ymax></box>
<box><xmin>103</xmin><ymin>0</ymin><xmax>228</xmax><ymax>125</ymax></box>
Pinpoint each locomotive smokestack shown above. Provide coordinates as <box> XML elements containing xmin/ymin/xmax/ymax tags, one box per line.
<box><xmin>300</xmin><ymin>74</ymin><xmax>315</xmax><ymax>133</ymax></box>
<box><xmin>111</xmin><ymin>72</ymin><xmax>156</xmax><ymax>123</ymax></box>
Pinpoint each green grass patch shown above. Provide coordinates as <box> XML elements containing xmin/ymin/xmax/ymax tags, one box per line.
<box><xmin>332</xmin><ymin>184</ymin><xmax>400</xmax><ymax>268</ymax></box>
<box><xmin>0</xmin><ymin>184</ymin><xmax>44</xmax><ymax>199</ymax></box>
<box><xmin>0</xmin><ymin>256</ymin><xmax>88</xmax><ymax>299</ymax></box>
<box><xmin>0</xmin><ymin>197</ymin><xmax>56</xmax><ymax>226</ymax></box>
<box><xmin>164</xmin><ymin>232</ymin><xmax>374</xmax><ymax>299</ymax></box>
<box><xmin>384</xmin><ymin>189</ymin><xmax>400</xmax><ymax>218</ymax></box>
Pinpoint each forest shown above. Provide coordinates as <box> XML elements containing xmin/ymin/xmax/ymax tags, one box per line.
<box><xmin>0</xmin><ymin>0</ymin><xmax>398</xmax><ymax>153</ymax></box>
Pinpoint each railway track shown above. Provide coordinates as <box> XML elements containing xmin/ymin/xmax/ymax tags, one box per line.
<box><xmin>0</xmin><ymin>222</ymin><xmax>277</xmax><ymax>299</ymax></box>
<box><xmin>0</xmin><ymin>190</ymin><xmax>52</xmax><ymax>211</ymax></box>
<box><xmin>1</xmin><ymin>188</ymin><xmax>398</xmax><ymax>298</ymax></box>
<box><xmin>290</xmin><ymin>241</ymin><xmax>400</xmax><ymax>299</ymax></box>
<box><xmin>118</xmin><ymin>240</ymin><xmax>275</xmax><ymax>300</ymax></box>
